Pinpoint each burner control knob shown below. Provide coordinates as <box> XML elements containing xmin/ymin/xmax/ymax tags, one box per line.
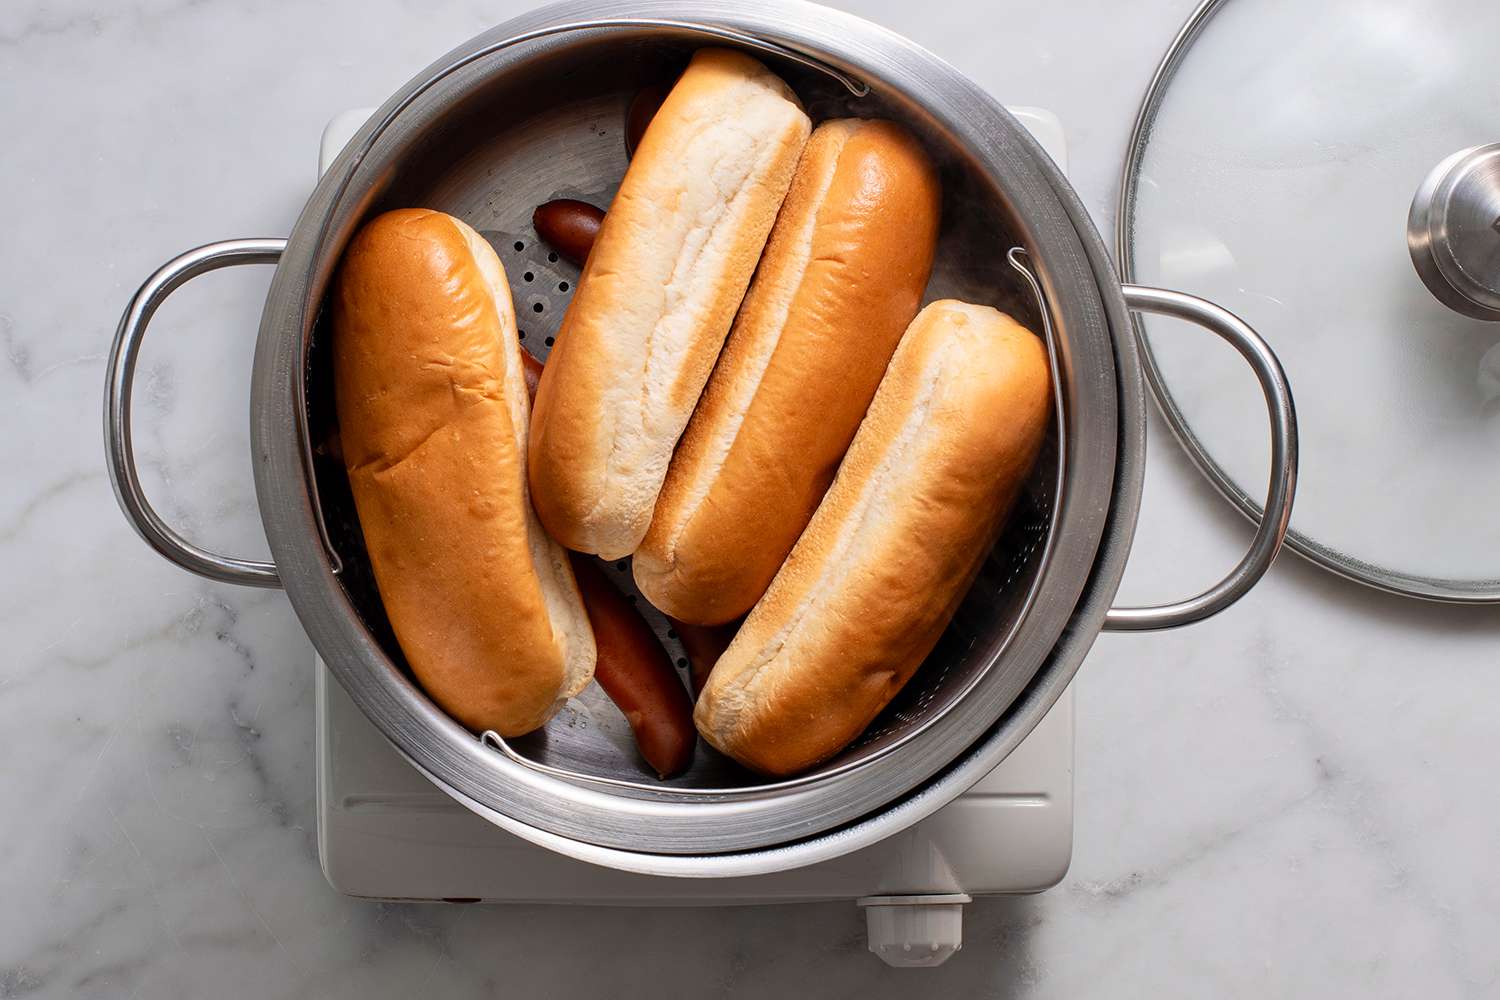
<box><xmin>857</xmin><ymin>894</ymin><xmax>970</xmax><ymax>968</ymax></box>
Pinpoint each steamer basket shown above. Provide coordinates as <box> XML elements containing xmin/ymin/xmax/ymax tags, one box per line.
<box><xmin>302</xmin><ymin>42</ymin><xmax>1065</xmax><ymax>796</ymax></box>
<box><xmin>106</xmin><ymin>0</ymin><xmax>1297</xmax><ymax>866</ymax></box>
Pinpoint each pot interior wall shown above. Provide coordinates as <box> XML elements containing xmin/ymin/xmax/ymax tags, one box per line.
<box><xmin>302</xmin><ymin>33</ymin><xmax>1060</xmax><ymax>789</ymax></box>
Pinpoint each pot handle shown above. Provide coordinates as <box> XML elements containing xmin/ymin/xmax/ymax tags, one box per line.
<box><xmin>104</xmin><ymin>239</ymin><xmax>287</xmax><ymax>589</ymax></box>
<box><xmin>1102</xmin><ymin>285</ymin><xmax>1298</xmax><ymax>632</ymax></box>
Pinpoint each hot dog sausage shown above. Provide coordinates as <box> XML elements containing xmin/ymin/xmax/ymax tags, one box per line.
<box><xmin>667</xmin><ymin>616</ymin><xmax>738</xmax><ymax>698</ymax></box>
<box><xmin>624</xmin><ymin>82</ymin><xmax>670</xmax><ymax>158</ymax></box>
<box><xmin>531</xmin><ymin>199</ymin><xmax>605</xmax><ymax>269</ymax></box>
<box><xmin>569</xmin><ymin>554</ymin><xmax>696</xmax><ymax>778</ymax></box>
<box><xmin>521</xmin><ymin>346</ymin><xmax>545</xmax><ymax>402</ymax></box>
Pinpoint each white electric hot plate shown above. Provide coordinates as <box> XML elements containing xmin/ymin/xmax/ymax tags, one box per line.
<box><xmin>314</xmin><ymin>106</ymin><xmax>1078</xmax><ymax>969</ymax></box>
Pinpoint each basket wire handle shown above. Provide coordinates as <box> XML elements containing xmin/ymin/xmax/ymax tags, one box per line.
<box><xmin>481</xmin><ymin>728</ymin><xmax>827</xmax><ymax>798</ymax></box>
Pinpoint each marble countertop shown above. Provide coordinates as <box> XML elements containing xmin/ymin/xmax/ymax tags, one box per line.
<box><xmin>4</xmin><ymin>0</ymin><xmax>1499</xmax><ymax>996</ymax></box>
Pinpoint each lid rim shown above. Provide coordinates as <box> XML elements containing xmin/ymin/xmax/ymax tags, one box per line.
<box><xmin>1116</xmin><ymin>0</ymin><xmax>1500</xmax><ymax>604</ymax></box>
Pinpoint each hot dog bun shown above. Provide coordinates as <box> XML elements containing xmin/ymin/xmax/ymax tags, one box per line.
<box><xmin>528</xmin><ymin>48</ymin><xmax>812</xmax><ymax>560</ymax></box>
<box><xmin>333</xmin><ymin>208</ymin><xmax>595</xmax><ymax>737</ymax></box>
<box><xmin>693</xmin><ymin>301</ymin><xmax>1051</xmax><ymax>775</ymax></box>
<box><xmin>633</xmin><ymin>119</ymin><xmax>940</xmax><ymax>624</ymax></box>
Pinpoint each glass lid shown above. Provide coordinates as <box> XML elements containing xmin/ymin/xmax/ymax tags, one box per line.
<box><xmin>1120</xmin><ymin>0</ymin><xmax>1500</xmax><ymax>602</ymax></box>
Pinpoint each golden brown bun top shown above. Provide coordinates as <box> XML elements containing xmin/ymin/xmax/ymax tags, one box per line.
<box><xmin>335</xmin><ymin>208</ymin><xmax>514</xmax><ymax>472</ymax></box>
<box><xmin>332</xmin><ymin>208</ymin><xmax>593</xmax><ymax>737</ymax></box>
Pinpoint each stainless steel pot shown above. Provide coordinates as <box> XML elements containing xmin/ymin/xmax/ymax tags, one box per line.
<box><xmin>104</xmin><ymin>0</ymin><xmax>1297</xmax><ymax>875</ymax></box>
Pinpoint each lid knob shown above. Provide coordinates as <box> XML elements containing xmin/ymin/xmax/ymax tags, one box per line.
<box><xmin>1407</xmin><ymin>143</ymin><xmax>1500</xmax><ymax>322</ymax></box>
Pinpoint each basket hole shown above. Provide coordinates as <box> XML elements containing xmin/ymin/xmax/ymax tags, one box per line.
<box><xmin>544</xmin><ymin>336</ymin><xmax>555</xmax><ymax>347</ymax></box>
<box><xmin>676</xmin><ymin>657</ymin><xmax>688</xmax><ymax>669</ymax></box>
<box><xmin>518</xmin><ymin>329</ymin><xmax>526</xmax><ymax>340</ymax></box>
<box><xmin>513</xmin><ymin>240</ymin><xmax>524</xmax><ymax>252</ymax></box>
<box><xmin>558</xmin><ymin>281</ymin><xmax>569</xmax><ymax>292</ymax></box>
<box><xmin>532</xmin><ymin>302</ymin><xmax>544</xmax><ymax>313</ymax></box>
<box><xmin>523</xmin><ymin>272</ymin><xmax>534</xmax><ymax>282</ymax></box>
<box><xmin>666</xmin><ymin>628</ymin><xmax>677</xmax><ymax>639</ymax></box>
<box><xmin>547</xmin><ymin>251</ymin><xmax>559</xmax><ymax>263</ymax></box>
